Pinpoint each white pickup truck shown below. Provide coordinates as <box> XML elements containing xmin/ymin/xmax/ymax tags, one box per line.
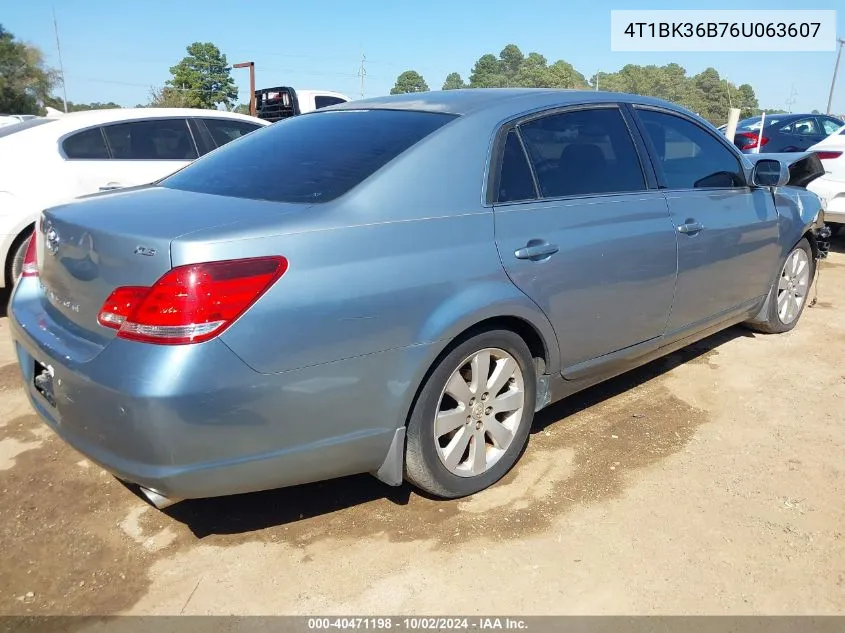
<box><xmin>254</xmin><ymin>87</ymin><xmax>351</xmax><ymax>122</ymax></box>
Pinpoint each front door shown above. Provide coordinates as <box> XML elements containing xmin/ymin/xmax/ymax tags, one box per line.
<box><xmin>633</xmin><ymin>107</ymin><xmax>780</xmax><ymax>334</ymax></box>
<box><xmin>492</xmin><ymin>106</ymin><xmax>678</xmax><ymax>373</ymax></box>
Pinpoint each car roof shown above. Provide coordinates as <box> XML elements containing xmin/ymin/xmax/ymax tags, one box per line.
<box><xmin>327</xmin><ymin>88</ymin><xmax>685</xmax><ymax>117</ymax></box>
<box><xmin>43</xmin><ymin>107</ymin><xmax>268</xmax><ymax>126</ymax></box>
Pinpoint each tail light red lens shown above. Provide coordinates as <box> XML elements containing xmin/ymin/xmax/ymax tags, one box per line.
<box><xmin>20</xmin><ymin>236</ymin><xmax>38</xmax><ymax>278</ymax></box>
<box><xmin>816</xmin><ymin>151</ymin><xmax>843</xmax><ymax>160</ymax></box>
<box><xmin>736</xmin><ymin>131</ymin><xmax>769</xmax><ymax>150</ymax></box>
<box><xmin>97</xmin><ymin>256</ymin><xmax>288</xmax><ymax>345</ymax></box>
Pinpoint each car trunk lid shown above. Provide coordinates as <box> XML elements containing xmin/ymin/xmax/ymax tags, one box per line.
<box><xmin>35</xmin><ymin>185</ymin><xmax>310</xmax><ymax>344</ymax></box>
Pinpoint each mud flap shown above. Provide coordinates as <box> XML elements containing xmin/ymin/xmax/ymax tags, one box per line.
<box><xmin>372</xmin><ymin>427</ymin><xmax>405</xmax><ymax>487</ymax></box>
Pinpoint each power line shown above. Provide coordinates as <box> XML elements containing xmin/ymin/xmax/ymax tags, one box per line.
<box><xmin>51</xmin><ymin>7</ymin><xmax>68</xmax><ymax>113</ymax></box>
<box><xmin>358</xmin><ymin>53</ymin><xmax>367</xmax><ymax>99</ymax></box>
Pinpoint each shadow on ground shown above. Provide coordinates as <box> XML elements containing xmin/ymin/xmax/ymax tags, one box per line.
<box><xmin>162</xmin><ymin>325</ymin><xmax>751</xmax><ymax>539</ymax></box>
<box><xmin>827</xmin><ymin>232</ymin><xmax>845</xmax><ymax>255</ymax></box>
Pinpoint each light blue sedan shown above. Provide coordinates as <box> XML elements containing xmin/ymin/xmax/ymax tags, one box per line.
<box><xmin>8</xmin><ymin>89</ymin><xmax>830</xmax><ymax>509</ymax></box>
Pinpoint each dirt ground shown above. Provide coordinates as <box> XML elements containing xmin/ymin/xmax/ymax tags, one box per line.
<box><xmin>1</xmin><ymin>237</ymin><xmax>844</xmax><ymax>617</ymax></box>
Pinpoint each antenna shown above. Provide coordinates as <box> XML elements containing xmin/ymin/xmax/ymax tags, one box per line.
<box><xmin>52</xmin><ymin>7</ymin><xmax>68</xmax><ymax>113</ymax></box>
<box><xmin>357</xmin><ymin>52</ymin><xmax>366</xmax><ymax>99</ymax></box>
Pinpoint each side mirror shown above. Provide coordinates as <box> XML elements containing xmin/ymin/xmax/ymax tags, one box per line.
<box><xmin>751</xmin><ymin>159</ymin><xmax>790</xmax><ymax>188</ymax></box>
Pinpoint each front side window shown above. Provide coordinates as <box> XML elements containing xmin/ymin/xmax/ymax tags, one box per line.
<box><xmin>202</xmin><ymin>118</ymin><xmax>263</xmax><ymax>148</ymax></box>
<box><xmin>820</xmin><ymin>117</ymin><xmax>844</xmax><ymax>135</ymax></box>
<box><xmin>637</xmin><ymin>109</ymin><xmax>745</xmax><ymax>190</ymax></box>
<box><xmin>161</xmin><ymin>109</ymin><xmax>456</xmax><ymax>204</ymax></box>
<box><xmin>517</xmin><ymin>107</ymin><xmax>645</xmax><ymax>198</ymax></box>
<box><xmin>103</xmin><ymin>119</ymin><xmax>198</xmax><ymax>160</ymax></box>
<box><xmin>62</xmin><ymin>127</ymin><xmax>109</xmax><ymax>159</ymax></box>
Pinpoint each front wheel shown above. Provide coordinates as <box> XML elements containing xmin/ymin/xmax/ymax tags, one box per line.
<box><xmin>746</xmin><ymin>238</ymin><xmax>814</xmax><ymax>334</ymax></box>
<box><xmin>404</xmin><ymin>330</ymin><xmax>537</xmax><ymax>499</ymax></box>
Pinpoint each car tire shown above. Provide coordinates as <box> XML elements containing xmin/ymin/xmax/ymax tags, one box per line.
<box><xmin>404</xmin><ymin>329</ymin><xmax>537</xmax><ymax>499</ymax></box>
<box><xmin>746</xmin><ymin>238</ymin><xmax>815</xmax><ymax>334</ymax></box>
<box><xmin>7</xmin><ymin>234</ymin><xmax>32</xmax><ymax>286</ymax></box>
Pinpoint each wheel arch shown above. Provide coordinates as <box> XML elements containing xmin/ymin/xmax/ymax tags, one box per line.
<box><xmin>3</xmin><ymin>222</ymin><xmax>35</xmax><ymax>287</ymax></box>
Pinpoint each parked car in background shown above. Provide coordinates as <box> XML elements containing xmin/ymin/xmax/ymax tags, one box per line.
<box><xmin>0</xmin><ymin>108</ymin><xmax>269</xmax><ymax>287</ymax></box>
<box><xmin>807</xmin><ymin>126</ymin><xmax>845</xmax><ymax>234</ymax></box>
<box><xmin>254</xmin><ymin>87</ymin><xmax>351</xmax><ymax>122</ymax></box>
<box><xmin>731</xmin><ymin>113</ymin><xmax>844</xmax><ymax>153</ymax></box>
<box><xmin>8</xmin><ymin>89</ymin><xmax>827</xmax><ymax>510</ymax></box>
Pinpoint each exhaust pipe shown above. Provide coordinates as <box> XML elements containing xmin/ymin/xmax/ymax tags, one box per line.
<box><xmin>139</xmin><ymin>486</ymin><xmax>180</xmax><ymax>510</ymax></box>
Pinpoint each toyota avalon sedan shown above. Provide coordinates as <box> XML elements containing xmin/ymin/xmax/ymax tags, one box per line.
<box><xmin>8</xmin><ymin>89</ymin><xmax>829</xmax><ymax>509</ymax></box>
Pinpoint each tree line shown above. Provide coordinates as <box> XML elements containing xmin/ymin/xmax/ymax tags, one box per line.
<box><xmin>392</xmin><ymin>44</ymin><xmax>781</xmax><ymax>125</ymax></box>
<box><xmin>2</xmin><ymin>23</ymin><xmax>786</xmax><ymax>124</ymax></box>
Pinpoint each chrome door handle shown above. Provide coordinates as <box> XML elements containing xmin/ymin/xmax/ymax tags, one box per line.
<box><xmin>514</xmin><ymin>241</ymin><xmax>559</xmax><ymax>261</ymax></box>
<box><xmin>677</xmin><ymin>221</ymin><xmax>704</xmax><ymax>235</ymax></box>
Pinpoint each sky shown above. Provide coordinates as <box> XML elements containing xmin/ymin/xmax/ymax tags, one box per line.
<box><xmin>5</xmin><ymin>0</ymin><xmax>844</xmax><ymax>114</ymax></box>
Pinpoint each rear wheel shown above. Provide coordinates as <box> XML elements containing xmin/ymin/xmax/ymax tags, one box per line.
<box><xmin>746</xmin><ymin>238</ymin><xmax>814</xmax><ymax>334</ymax></box>
<box><xmin>6</xmin><ymin>233</ymin><xmax>32</xmax><ymax>286</ymax></box>
<box><xmin>404</xmin><ymin>330</ymin><xmax>536</xmax><ymax>498</ymax></box>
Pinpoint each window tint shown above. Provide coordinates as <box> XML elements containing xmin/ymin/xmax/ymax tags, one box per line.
<box><xmin>496</xmin><ymin>130</ymin><xmax>536</xmax><ymax>203</ymax></box>
<box><xmin>637</xmin><ymin>109</ymin><xmax>745</xmax><ymax>190</ymax></box>
<box><xmin>62</xmin><ymin>127</ymin><xmax>109</xmax><ymax>159</ymax></box>
<box><xmin>161</xmin><ymin>110</ymin><xmax>456</xmax><ymax>204</ymax></box>
<box><xmin>820</xmin><ymin>117</ymin><xmax>844</xmax><ymax>135</ymax></box>
<box><xmin>780</xmin><ymin>118</ymin><xmax>819</xmax><ymax>135</ymax></box>
<box><xmin>203</xmin><ymin>118</ymin><xmax>263</xmax><ymax>148</ymax></box>
<box><xmin>103</xmin><ymin>119</ymin><xmax>197</xmax><ymax>160</ymax></box>
<box><xmin>314</xmin><ymin>96</ymin><xmax>347</xmax><ymax>109</ymax></box>
<box><xmin>518</xmin><ymin>108</ymin><xmax>645</xmax><ymax>198</ymax></box>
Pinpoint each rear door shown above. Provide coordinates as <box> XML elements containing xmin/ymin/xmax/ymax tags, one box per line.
<box><xmin>779</xmin><ymin>116</ymin><xmax>824</xmax><ymax>151</ymax></box>
<box><xmin>492</xmin><ymin>105</ymin><xmax>678</xmax><ymax>373</ymax></box>
<box><xmin>633</xmin><ymin>106</ymin><xmax>780</xmax><ymax>334</ymax></box>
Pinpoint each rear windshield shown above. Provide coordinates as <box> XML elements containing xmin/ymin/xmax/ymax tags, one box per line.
<box><xmin>160</xmin><ymin>109</ymin><xmax>456</xmax><ymax>203</ymax></box>
<box><xmin>0</xmin><ymin>118</ymin><xmax>57</xmax><ymax>139</ymax></box>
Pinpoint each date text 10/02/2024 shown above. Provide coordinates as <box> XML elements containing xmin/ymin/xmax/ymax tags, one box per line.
<box><xmin>307</xmin><ymin>618</ymin><xmax>528</xmax><ymax>630</ymax></box>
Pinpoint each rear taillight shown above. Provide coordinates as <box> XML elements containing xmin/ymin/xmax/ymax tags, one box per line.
<box><xmin>97</xmin><ymin>256</ymin><xmax>288</xmax><ymax>345</ymax></box>
<box><xmin>736</xmin><ymin>131</ymin><xmax>769</xmax><ymax>150</ymax></box>
<box><xmin>20</xmin><ymin>236</ymin><xmax>38</xmax><ymax>278</ymax></box>
<box><xmin>816</xmin><ymin>151</ymin><xmax>843</xmax><ymax>160</ymax></box>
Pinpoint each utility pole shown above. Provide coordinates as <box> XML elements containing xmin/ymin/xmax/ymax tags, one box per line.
<box><xmin>52</xmin><ymin>7</ymin><xmax>68</xmax><ymax>113</ymax></box>
<box><xmin>786</xmin><ymin>84</ymin><xmax>797</xmax><ymax>113</ymax></box>
<box><xmin>826</xmin><ymin>38</ymin><xmax>845</xmax><ymax>115</ymax></box>
<box><xmin>595</xmin><ymin>71</ymin><xmax>600</xmax><ymax>91</ymax></box>
<box><xmin>357</xmin><ymin>53</ymin><xmax>367</xmax><ymax>99</ymax></box>
<box><xmin>234</xmin><ymin>61</ymin><xmax>256</xmax><ymax>116</ymax></box>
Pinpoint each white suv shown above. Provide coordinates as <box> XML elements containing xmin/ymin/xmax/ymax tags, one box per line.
<box><xmin>0</xmin><ymin>108</ymin><xmax>269</xmax><ymax>286</ymax></box>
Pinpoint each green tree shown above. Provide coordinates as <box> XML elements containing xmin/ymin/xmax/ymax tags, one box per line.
<box><xmin>512</xmin><ymin>52</ymin><xmax>549</xmax><ymax>87</ymax></box>
<box><xmin>498</xmin><ymin>44</ymin><xmax>524</xmax><ymax>85</ymax></box>
<box><xmin>735</xmin><ymin>84</ymin><xmax>758</xmax><ymax>119</ymax></box>
<box><xmin>0</xmin><ymin>25</ymin><xmax>56</xmax><ymax>114</ymax></box>
<box><xmin>233</xmin><ymin>103</ymin><xmax>251</xmax><ymax>114</ymax></box>
<box><xmin>390</xmin><ymin>70</ymin><xmax>429</xmax><ymax>94</ymax></box>
<box><xmin>42</xmin><ymin>95</ymin><xmax>121</xmax><ymax>112</ymax></box>
<box><xmin>442</xmin><ymin>72</ymin><xmax>466</xmax><ymax>90</ymax></box>
<box><xmin>147</xmin><ymin>85</ymin><xmax>189</xmax><ymax>108</ymax></box>
<box><xmin>469</xmin><ymin>54</ymin><xmax>506</xmax><ymax>88</ymax></box>
<box><xmin>166</xmin><ymin>42</ymin><xmax>238</xmax><ymax>109</ymax></box>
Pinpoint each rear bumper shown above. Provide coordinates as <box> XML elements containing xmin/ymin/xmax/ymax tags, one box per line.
<box><xmin>8</xmin><ymin>278</ymin><xmax>424</xmax><ymax>500</ymax></box>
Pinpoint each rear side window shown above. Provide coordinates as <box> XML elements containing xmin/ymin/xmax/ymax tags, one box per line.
<box><xmin>203</xmin><ymin>118</ymin><xmax>263</xmax><ymax>148</ymax></box>
<box><xmin>820</xmin><ymin>117</ymin><xmax>843</xmax><ymax>135</ymax></box>
<box><xmin>496</xmin><ymin>130</ymin><xmax>536</xmax><ymax>203</ymax></box>
<box><xmin>103</xmin><ymin>119</ymin><xmax>198</xmax><ymax>160</ymax></box>
<box><xmin>518</xmin><ymin>107</ymin><xmax>645</xmax><ymax>198</ymax></box>
<box><xmin>161</xmin><ymin>110</ymin><xmax>456</xmax><ymax>203</ymax></box>
<box><xmin>314</xmin><ymin>96</ymin><xmax>347</xmax><ymax>109</ymax></box>
<box><xmin>62</xmin><ymin>127</ymin><xmax>109</xmax><ymax>159</ymax></box>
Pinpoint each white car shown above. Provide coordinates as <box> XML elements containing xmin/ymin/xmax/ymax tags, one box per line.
<box><xmin>806</xmin><ymin>125</ymin><xmax>845</xmax><ymax>233</ymax></box>
<box><xmin>0</xmin><ymin>108</ymin><xmax>269</xmax><ymax>286</ymax></box>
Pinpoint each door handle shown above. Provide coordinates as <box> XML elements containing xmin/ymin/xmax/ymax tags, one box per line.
<box><xmin>677</xmin><ymin>221</ymin><xmax>704</xmax><ymax>235</ymax></box>
<box><xmin>514</xmin><ymin>240</ymin><xmax>559</xmax><ymax>261</ymax></box>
